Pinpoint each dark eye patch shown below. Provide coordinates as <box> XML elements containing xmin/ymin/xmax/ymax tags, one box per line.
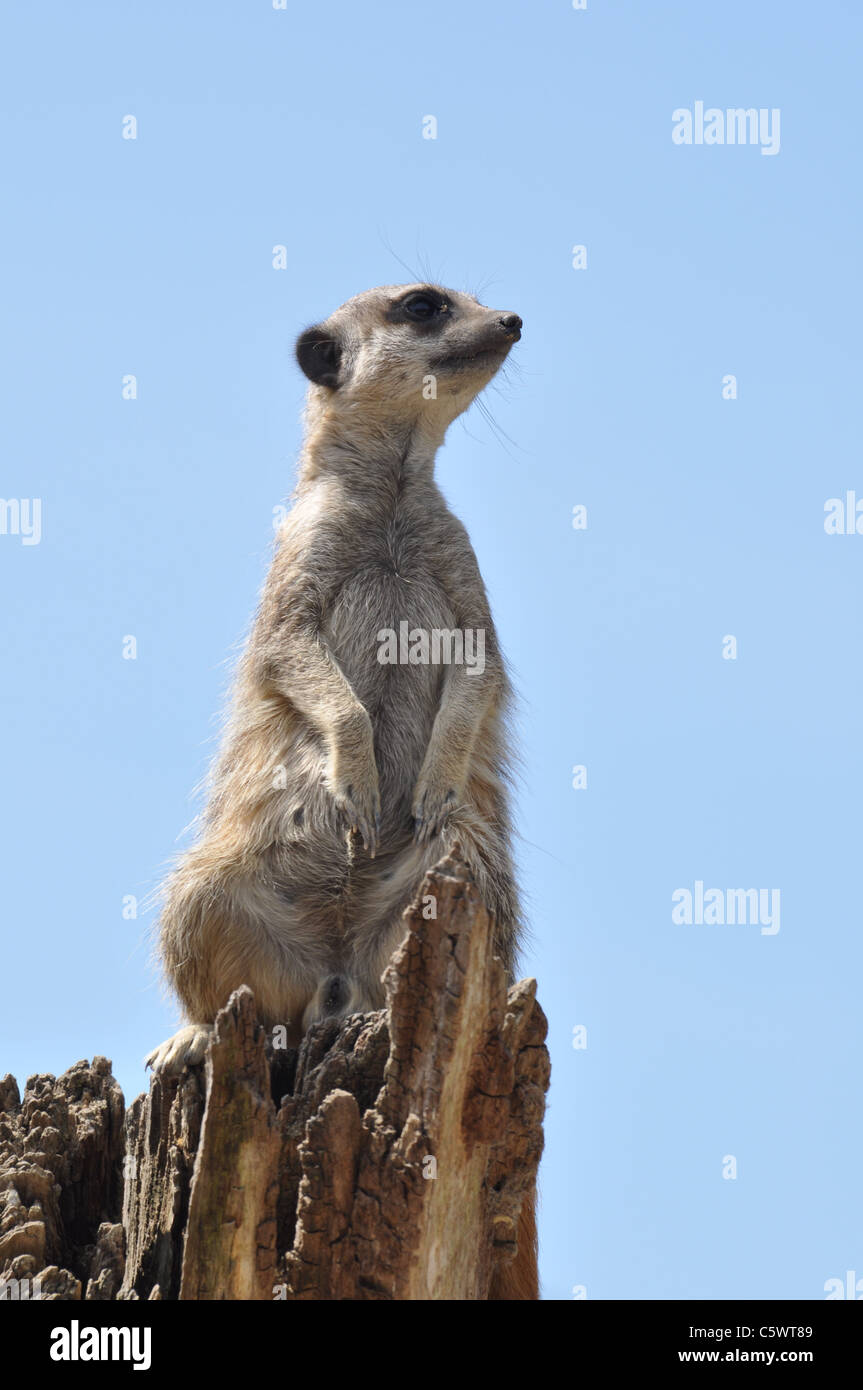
<box><xmin>385</xmin><ymin>287</ymin><xmax>450</xmax><ymax>330</ymax></box>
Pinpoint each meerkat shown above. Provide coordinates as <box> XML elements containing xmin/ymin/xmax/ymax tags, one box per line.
<box><xmin>145</xmin><ymin>283</ymin><xmax>537</xmax><ymax>1296</ymax></box>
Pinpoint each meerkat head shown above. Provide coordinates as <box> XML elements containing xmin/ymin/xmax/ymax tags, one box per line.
<box><xmin>295</xmin><ymin>283</ymin><xmax>522</xmax><ymax>437</ymax></box>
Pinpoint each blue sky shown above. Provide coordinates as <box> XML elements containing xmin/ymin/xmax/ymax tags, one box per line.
<box><xmin>1</xmin><ymin>0</ymin><xmax>860</xmax><ymax>1300</ymax></box>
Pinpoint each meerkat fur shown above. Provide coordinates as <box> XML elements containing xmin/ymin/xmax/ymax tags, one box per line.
<box><xmin>147</xmin><ymin>283</ymin><xmax>525</xmax><ymax>1073</ymax></box>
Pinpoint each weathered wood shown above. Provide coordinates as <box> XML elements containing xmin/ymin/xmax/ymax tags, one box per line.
<box><xmin>120</xmin><ymin>1066</ymin><xmax>204</xmax><ymax>1299</ymax></box>
<box><xmin>1</xmin><ymin>853</ymin><xmax>549</xmax><ymax>1301</ymax></box>
<box><xmin>278</xmin><ymin>852</ymin><xmax>548</xmax><ymax>1299</ymax></box>
<box><xmin>179</xmin><ymin>991</ymin><xmax>281</xmax><ymax>1301</ymax></box>
<box><xmin>0</xmin><ymin>1056</ymin><xmax>124</xmax><ymax>1300</ymax></box>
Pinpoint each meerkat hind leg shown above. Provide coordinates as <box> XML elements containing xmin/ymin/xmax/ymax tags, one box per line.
<box><xmin>145</xmin><ymin>1022</ymin><xmax>215</xmax><ymax>1075</ymax></box>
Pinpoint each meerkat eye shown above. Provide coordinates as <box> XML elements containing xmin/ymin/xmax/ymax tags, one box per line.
<box><xmin>402</xmin><ymin>293</ymin><xmax>445</xmax><ymax>321</ymax></box>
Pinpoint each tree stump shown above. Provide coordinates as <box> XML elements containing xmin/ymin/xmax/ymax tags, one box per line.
<box><xmin>1</xmin><ymin>853</ymin><xmax>549</xmax><ymax>1301</ymax></box>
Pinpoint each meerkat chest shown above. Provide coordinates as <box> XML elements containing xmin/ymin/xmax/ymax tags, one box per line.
<box><xmin>322</xmin><ymin>507</ymin><xmax>460</xmax><ymax>692</ymax></box>
<box><xmin>326</xmin><ymin>561</ymin><xmax>457</xmax><ymax>655</ymax></box>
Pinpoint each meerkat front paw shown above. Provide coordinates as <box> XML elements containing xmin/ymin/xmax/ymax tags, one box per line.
<box><xmin>412</xmin><ymin>766</ymin><xmax>463</xmax><ymax>844</ymax></box>
<box><xmin>332</xmin><ymin>773</ymin><xmax>381</xmax><ymax>857</ymax></box>
<box><xmin>327</xmin><ymin>718</ymin><xmax>381</xmax><ymax>856</ymax></box>
<box><xmin>145</xmin><ymin>1023</ymin><xmax>214</xmax><ymax>1075</ymax></box>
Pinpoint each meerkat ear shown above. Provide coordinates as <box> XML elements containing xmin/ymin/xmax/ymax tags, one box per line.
<box><xmin>295</xmin><ymin>326</ymin><xmax>342</xmax><ymax>389</ymax></box>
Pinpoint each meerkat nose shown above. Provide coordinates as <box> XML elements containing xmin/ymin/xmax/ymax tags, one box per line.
<box><xmin>498</xmin><ymin>313</ymin><xmax>523</xmax><ymax>341</ymax></box>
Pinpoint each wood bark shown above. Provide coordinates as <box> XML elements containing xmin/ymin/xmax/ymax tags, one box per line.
<box><xmin>0</xmin><ymin>853</ymin><xmax>549</xmax><ymax>1301</ymax></box>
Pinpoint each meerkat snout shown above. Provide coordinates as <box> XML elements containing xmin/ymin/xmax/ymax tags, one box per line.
<box><xmin>498</xmin><ymin>313</ymin><xmax>523</xmax><ymax>340</ymax></box>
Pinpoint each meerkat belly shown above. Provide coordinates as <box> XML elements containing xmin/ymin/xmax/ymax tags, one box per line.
<box><xmin>325</xmin><ymin>564</ymin><xmax>455</xmax><ymax>820</ymax></box>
